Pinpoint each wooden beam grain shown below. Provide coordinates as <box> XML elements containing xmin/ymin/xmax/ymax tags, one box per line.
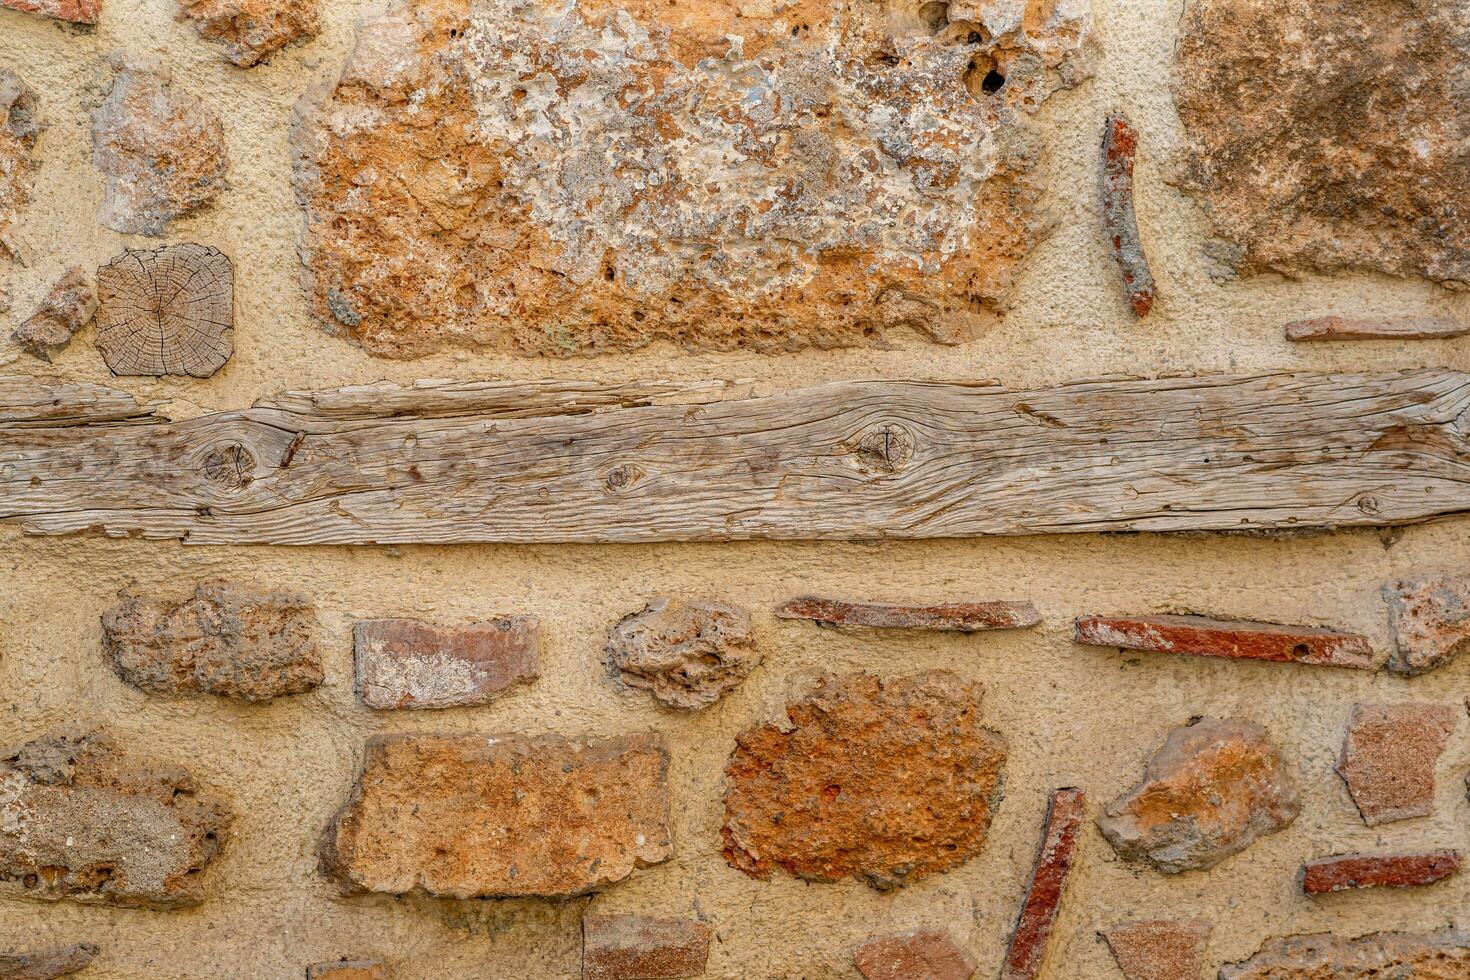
<box><xmin>2</xmin><ymin>370</ymin><xmax>1469</xmax><ymax>545</ymax></box>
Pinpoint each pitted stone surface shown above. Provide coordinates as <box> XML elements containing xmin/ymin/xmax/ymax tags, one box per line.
<box><xmin>0</xmin><ymin>730</ymin><xmax>232</xmax><ymax>909</ymax></box>
<box><xmin>1101</xmin><ymin>919</ymin><xmax>1210</xmax><ymax>980</ymax></box>
<box><xmin>1220</xmin><ymin>929</ymin><xmax>1470</xmax><ymax>979</ymax></box>
<box><xmin>177</xmin><ymin>0</ymin><xmax>320</xmax><ymax>66</ymax></box>
<box><xmin>1385</xmin><ymin>573</ymin><xmax>1470</xmax><ymax>675</ymax></box>
<box><xmin>1098</xmin><ymin>717</ymin><xmax>1299</xmax><ymax>873</ymax></box>
<box><xmin>722</xmin><ymin>671</ymin><xmax>1006</xmax><ymax>890</ymax></box>
<box><xmin>1174</xmin><ymin>0</ymin><xmax>1470</xmax><ymax>286</ymax></box>
<box><xmin>605</xmin><ymin>598</ymin><xmax>759</xmax><ymax>710</ymax></box>
<box><xmin>0</xmin><ymin>71</ymin><xmax>39</xmax><ymax>264</ymax></box>
<box><xmin>12</xmin><ymin>267</ymin><xmax>95</xmax><ymax>362</ymax></box>
<box><xmin>291</xmin><ymin>0</ymin><xmax>1093</xmax><ymax>358</ymax></box>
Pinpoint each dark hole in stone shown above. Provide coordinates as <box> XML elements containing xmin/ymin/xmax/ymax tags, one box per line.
<box><xmin>981</xmin><ymin>69</ymin><xmax>1006</xmax><ymax>94</ymax></box>
<box><xmin>1292</xmin><ymin>644</ymin><xmax>1310</xmax><ymax>658</ymax></box>
<box><xmin>919</xmin><ymin>1</ymin><xmax>949</xmax><ymax>33</ymax></box>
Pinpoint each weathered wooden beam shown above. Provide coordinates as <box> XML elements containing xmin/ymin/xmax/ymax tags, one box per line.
<box><xmin>2</xmin><ymin>370</ymin><xmax>1469</xmax><ymax>545</ymax></box>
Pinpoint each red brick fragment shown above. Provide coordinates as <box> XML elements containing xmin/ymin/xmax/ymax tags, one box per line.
<box><xmin>1301</xmin><ymin>850</ymin><xmax>1461</xmax><ymax>895</ymax></box>
<box><xmin>776</xmin><ymin>597</ymin><xmax>1040</xmax><ymax>632</ymax></box>
<box><xmin>1285</xmin><ymin>316</ymin><xmax>1469</xmax><ymax>342</ymax></box>
<box><xmin>1074</xmin><ymin>614</ymin><xmax>1373</xmax><ymax>669</ymax></box>
<box><xmin>1384</xmin><ymin>573</ymin><xmax>1470</xmax><ymax>674</ymax></box>
<box><xmin>1101</xmin><ymin>114</ymin><xmax>1154</xmax><ymax>318</ymax></box>
<box><xmin>1101</xmin><ymin>920</ymin><xmax>1210</xmax><ymax>980</ymax></box>
<box><xmin>0</xmin><ymin>943</ymin><xmax>98</xmax><ymax>980</ymax></box>
<box><xmin>854</xmin><ymin>929</ymin><xmax>976</xmax><ymax>980</ymax></box>
<box><xmin>305</xmin><ymin>963</ymin><xmax>389</xmax><ymax>980</ymax></box>
<box><xmin>1335</xmin><ymin>701</ymin><xmax>1455</xmax><ymax>825</ymax></box>
<box><xmin>582</xmin><ymin>914</ymin><xmax>710</xmax><ymax>980</ymax></box>
<box><xmin>1000</xmin><ymin>788</ymin><xmax>1085</xmax><ymax>980</ymax></box>
<box><xmin>0</xmin><ymin>0</ymin><xmax>98</xmax><ymax>24</ymax></box>
<box><xmin>353</xmin><ymin>617</ymin><xmax>538</xmax><ymax>710</ymax></box>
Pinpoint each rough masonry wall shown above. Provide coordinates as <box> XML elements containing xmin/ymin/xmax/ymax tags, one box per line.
<box><xmin>2</xmin><ymin>0</ymin><xmax>1470</xmax><ymax>978</ymax></box>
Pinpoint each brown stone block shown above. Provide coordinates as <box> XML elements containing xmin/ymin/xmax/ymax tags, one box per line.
<box><xmin>354</xmin><ymin>617</ymin><xmax>538</xmax><ymax>710</ymax></box>
<box><xmin>1385</xmin><ymin>573</ymin><xmax>1470</xmax><ymax>674</ymax></box>
<box><xmin>12</xmin><ymin>268</ymin><xmax>94</xmax><ymax>363</ymax></box>
<box><xmin>0</xmin><ymin>943</ymin><xmax>98</xmax><ymax>980</ymax></box>
<box><xmin>0</xmin><ymin>0</ymin><xmax>97</xmax><ymax>24</ymax></box>
<box><xmin>306</xmin><ymin>962</ymin><xmax>389</xmax><ymax>980</ymax></box>
<box><xmin>1285</xmin><ymin>316</ymin><xmax>1469</xmax><ymax>342</ymax></box>
<box><xmin>605</xmin><ymin>599</ymin><xmax>758</xmax><ymax>710</ymax></box>
<box><xmin>1220</xmin><ymin>929</ymin><xmax>1470</xmax><ymax>979</ymax></box>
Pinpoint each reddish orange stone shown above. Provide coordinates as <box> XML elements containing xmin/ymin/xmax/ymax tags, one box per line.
<box><xmin>854</xmin><ymin>930</ymin><xmax>976</xmax><ymax>980</ymax></box>
<box><xmin>0</xmin><ymin>0</ymin><xmax>99</xmax><ymax>24</ymax></box>
<box><xmin>1302</xmin><ymin>851</ymin><xmax>1461</xmax><ymax>895</ymax></box>
<box><xmin>1074</xmin><ymin>614</ymin><xmax>1374</xmax><ymax>669</ymax></box>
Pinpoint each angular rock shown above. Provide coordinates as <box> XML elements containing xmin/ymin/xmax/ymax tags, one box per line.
<box><xmin>854</xmin><ymin>930</ymin><xmax>976</xmax><ymax>980</ymax></box>
<box><xmin>0</xmin><ymin>71</ymin><xmax>39</xmax><ymax>263</ymax></box>
<box><xmin>93</xmin><ymin>244</ymin><xmax>234</xmax><ymax>378</ymax></box>
<box><xmin>1301</xmin><ymin>850</ymin><xmax>1461</xmax><ymax>895</ymax></box>
<box><xmin>1098</xmin><ymin>717</ymin><xmax>1298</xmax><ymax>873</ymax></box>
<box><xmin>321</xmin><ymin>733</ymin><xmax>671</xmax><ymax>898</ymax></box>
<box><xmin>582</xmin><ymin>914</ymin><xmax>711</xmax><ymax>980</ymax></box>
<box><xmin>1335</xmin><ymin>701</ymin><xmax>1455</xmax><ymax>826</ymax></box>
<box><xmin>0</xmin><ymin>0</ymin><xmax>98</xmax><ymax>23</ymax></box>
<box><xmin>0</xmin><ymin>944</ymin><xmax>99</xmax><ymax>980</ymax></box>
<box><xmin>12</xmin><ymin>268</ymin><xmax>95</xmax><ymax>362</ymax></box>
<box><xmin>354</xmin><ymin>616</ymin><xmax>538</xmax><ymax>710</ymax></box>
<box><xmin>291</xmin><ymin>0</ymin><xmax>1094</xmax><ymax>359</ymax></box>
<box><xmin>91</xmin><ymin>56</ymin><xmax>228</xmax><ymax>236</ymax></box>
<box><xmin>1000</xmin><ymin>788</ymin><xmax>1085</xmax><ymax>980</ymax></box>
<box><xmin>722</xmin><ymin>671</ymin><xmax>1006</xmax><ymax>890</ymax></box>
<box><xmin>177</xmin><ymin>0</ymin><xmax>319</xmax><ymax>67</ymax></box>
<box><xmin>1286</xmin><ymin>316</ymin><xmax>1470</xmax><ymax>342</ymax></box>
<box><xmin>306</xmin><ymin>963</ymin><xmax>390</xmax><ymax>980</ymax></box>
<box><xmin>101</xmin><ymin>581</ymin><xmax>321</xmax><ymax>702</ymax></box>
<box><xmin>1219</xmin><ymin>929</ymin><xmax>1470</xmax><ymax>980</ymax></box>
<box><xmin>1100</xmin><ymin>114</ymin><xmax>1154</xmax><ymax>318</ymax></box>
<box><xmin>1101</xmin><ymin>919</ymin><xmax>1210</xmax><ymax>980</ymax></box>
<box><xmin>1073</xmin><ymin>615</ymin><xmax>1374</xmax><ymax>670</ymax></box>
<box><xmin>0</xmin><ymin>730</ymin><xmax>232</xmax><ymax>909</ymax></box>
<box><xmin>1174</xmin><ymin>0</ymin><xmax>1470</xmax><ymax>287</ymax></box>
<box><xmin>605</xmin><ymin>598</ymin><xmax>758</xmax><ymax>710</ymax></box>
<box><xmin>776</xmin><ymin>596</ymin><xmax>1040</xmax><ymax>632</ymax></box>
<box><xmin>1384</xmin><ymin>573</ymin><xmax>1470</xmax><ymax>674</ymax></box>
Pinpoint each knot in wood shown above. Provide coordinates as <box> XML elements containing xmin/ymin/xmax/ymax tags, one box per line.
<box><xmin>604</xmin><ymin>463</ymin><xmax>644</xmax><ymax>493</ymax></box>
<box><xmin>1357</xmin><ymin>495</ymin><xmax>1381</xmax><ymax>515</ymax></box>
<box><xmin>202</xmin><ymin>443</ymin><xmax>255</xmax><ymax>491</ymax></box>
<box><xmin>851</xmin><ymin>422</ymin><xmax>916</xmax><ymax>476</ymax></box>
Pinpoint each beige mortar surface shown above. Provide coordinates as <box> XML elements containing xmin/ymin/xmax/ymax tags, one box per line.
<box><xmin>2</xmin><ymin>0</ymin><xmax>1469</xmax><ymax>976</ymax></box>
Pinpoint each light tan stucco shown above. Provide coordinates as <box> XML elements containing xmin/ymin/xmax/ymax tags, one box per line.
<box><xmin>2</xmin><ymin>0</ymin><xmax>1469</xmax><ymax>976</ymax></box>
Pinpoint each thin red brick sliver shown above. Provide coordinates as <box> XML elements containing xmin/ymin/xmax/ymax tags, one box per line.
<box><xmin>1001</xmin><ymin>787</ymin><xmax>1085</xmax><ymax>980</ymax></box>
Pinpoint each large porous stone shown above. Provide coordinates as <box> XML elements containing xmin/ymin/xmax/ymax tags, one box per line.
<box><xmin>605</xmin><ymin>598</ymin><xmax>759</xmax><ymax>710</ymax></box>
<box><xmin>1098</xmin><ymin>717</ymin><xmax>1298</xmax><ymax>873</ymax></box>
<box><xmin>101</xmin><ymin>581</ymin><xmax>322</xmax><ymax>702</ymax></box>
<box><xmin>1220</xmin><ymin>929</ymin><xmax>1470</xmax><ymax>979</ymax></box>
<box><xmin>1384</xmin><ymin>573</ymin><xmax>1470</xmax><ymax>675</ymax></box>
<box><xmin>722</xmin><ymin>671</ymin><xmax>1006</xmax><ymax>890</ymax></box>
<box><xmin>0</xmin><ymin>730</ymin><xmax>233</xmax><ymax>909</ymax></box>
<box><xmin>291</xmin><ymin>0</ymin><xmax>1094</xmax><ymax>358</ymax></box>
<box><xmin>321</xmin><ymin>733</ymin><xmax>672</xmax><ymax>898</ymax></box>
<box><xmin>0</xmin><ymin>71</ymin><xmax>39</xmax><ymax>263</ymax></box>
<box><xmin>1174</xmin><ymin>0</ymin><xmax>1470</xmax><ymax>286</ymax></box>
<box><xmin>177</xmin><ymin>0</ymin><xmax>320</xmax><ymax>67</ymax></box>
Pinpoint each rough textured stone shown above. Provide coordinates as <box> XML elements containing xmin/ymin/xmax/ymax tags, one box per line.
<box><xmin>1000</xmin><ymin>787</ymin><xmax>1084</xmax><ymax>980</ymax></box>
<box><xmin>1301</xmin><ymin>850</ymin><xmax>1461</xmax><ymax>895</ymax></box>
<box><xmin>1220</xmin><ymin>929</ymin><xmax>1470</xmax><ymax>980</ymax></box>
<box><xmin>1334</xmin><ymin>701</ymin><xmax>1455</xmax><ymax>826</ymax></box>
<box><xmin>582</xmin><ymin>914</ymin><xmax>711</xmax><ymax>980</ymax></box>
<box><xmin>1285</xmin><ymin>316</ymin><xmax>1470</xmax><ymax>342</ymax></box>
<box><xmin>1174</xmin><ymin>0</ymin><xmax>1470</xmax><ymax>286</ymax></box>
<box><xmin>0</xmin><ymin>0</ymin><xmax>97</xmax><ymax>23</ymax></box>
<box><xmin>354</xmin><ymin>616</ymin><xmax>538</xmax><ymax>710</ymax></box>
<box><xmin>1384</xmin><ymin>573</ymin><xmax>1470</xmax><ymax>674</ymax></box>
<box><xmin>854</xmin><ymin>930</ymin><xmax>976</xmax><ymax>980</ymax></box>
<box><xmin>0</xmin><ymin>944</ymin><xmax>98</xmax><ymax>980</ymax></box>
<box><xmin>776</xmin><ymin>596</ymin><xmax>1040</xmax><ymax>632</ymax></box>
<box><xmin>291</xmin><ymin>0</ymin><xmax>1094</xmax><ymax>359</ymax></box>
<box><xmin>11</xmin><ymin>268</ymin><xmax>95</xmax><ymax>362</ymax></box>
<box><xmin>93</xmin><ymin>244</ymin><xmax>234</xmax><ymax>378</ymax></box>
<box><xmin>177</xmin><ymin>0</ymin><xmax>320</xmax><ymax>67</ymax></box>
<box><xmin>321</xmin><ymin>733</ymin><xmax>671</xmax><ymax>899</ymax></box>
<box><xmin>91</xmin><ymin>56</ymin><xmax>228</xmax><ymax>236</ymax></box>
<box><xmin>0</xmin><ymin>71</ymin><xmax>39</xmax><ymax>263</ymax></box>
<box><xmin>1100</xmin><ymin>114</ymin><xmax>1153</xmax><ymax>318</ymax></box>
<box><xmin>0</xmin><ymin>730</ymin><xmax>232</xmax><ymax>909</ymax></box>
<box><xmin>101</xmin><ymin>581</ymin><xmax>321</xmax><ymax>702</ymax></box>
<box><xmin>305</xmin><ymin>962</ymin><xmax>390</xmax><ymax>980</ymax></box>
<box><xmin>1101</xmin><ymin>919</ymin><xmax>1210</xmax><ymax>980</ymax></box>
<box><xmin>722</xmin><ymin>671</ymin><xmax>1006</xmax><ymax>890</ymax></box>
<box><xmin>605</xmin><ymin>598</ymin><xmax>759</xmax><ymax>710</ymax></box>
<box><xmin>1098</xmin><ymin>717</ymin><xmax>1299</xmax><ymax>874</ymax></box>
<box><xmin>1073</xmin><ymin>615</ymin><xmax>1374</xmax><ymax>669</ymax></box>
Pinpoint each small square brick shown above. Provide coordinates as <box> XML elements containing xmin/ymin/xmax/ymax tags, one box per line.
<box><xmin>1301</xmin><ymin>850</ymin><xmax>1461</xmax><ymax>894</ymax></box>
<box><xmin>854</xmin><ymin>929</ymin><xmax>976</xmax><ymax>980</ymax></box>
<box><xmin>1335</xmin><ymin>702</ymin><xmax>1456</xmax><ymax>825</ymax></box>
<box><xmin>1385</xmin><ymin>573</ymin><xmax>1470</xmax><ymax>674</ymax></box>
<box><xmin>582</xmin><ymin>915</ymin><xmax>710</xmax><ymax>980</ymax></box>
<box><xmin>306</xmin><ymin>962</ymin><xmax>389</xmax><ymax>980</ymax></box>
<box><xmin>354</xmin><ymin>617</ymin><xmax>538</xmax><ymax>710</ymax></box>
<box><xmin>1101</xmin><ymin>920</ymin><xmax>1210</xmax><ymax>980</ymax></box>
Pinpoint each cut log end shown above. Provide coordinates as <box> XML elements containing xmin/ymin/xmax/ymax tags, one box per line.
<box><xmin>93</xmin><ymin>243</ymin><xmax>234</xmax><ymax>379</ymax></box>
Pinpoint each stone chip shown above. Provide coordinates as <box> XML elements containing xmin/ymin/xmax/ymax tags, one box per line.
<box><xmin>605</xmin><ymin>598</ymin><xmax>759</xmax><ymax>710</ymax></box>
<box><xmin>0</xmin><ymin>943</ymin><xmax>99</xmax><ymax>980</ymax></box>
<box><xmin>0</xmin><ymin>70</ymin><xmax>39</xmax><ymax>264</ymax></box>
<box><xmin>1219</xmin><ymin>929</ymin><xmax>1470</xmax><ymax>979</ymax></box>
<box><xmin>1100</xmin><ymin>919</ymin><xmax>1210</xmax><ymax>980</ymax></box>
<box><xmin>1334</xmin><ymin>701</ymin><xmax>1455</xmax><ymax>826</ymax></box>
<box><xmin>177</xmin><ymin>0</ymin><xmax>319</xmax><ymax>67</ymax></box>
<box><xmin>11</xmin><ymin>268</ymin><xmax>95</xmax><ymax>362</ymax></box>
<box><xmin>853</xmin><ymin>929</ymin><xmax>976</xmax><ymax>980</ymax></box>
<box><xmin>1384</xmin><ymin>573</ymin><xmax>1470</xmax><ymax>674</ymax></box>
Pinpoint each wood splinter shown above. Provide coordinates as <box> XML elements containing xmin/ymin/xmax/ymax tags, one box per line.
<box><xmin>1101</xmin><ymin>114</ymin><xmax>1155</xmax><ymax>318</ymax></box>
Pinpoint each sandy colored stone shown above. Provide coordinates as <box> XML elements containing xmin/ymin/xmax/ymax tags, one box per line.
<box><xmin>605</xmin><ymin>598</ymin><xmax>759</xmax><ymax>710</ymax></box>
<box><xmin>1220</xmin><ymin>929</ymin><xmax>1470</xmax><ymax>980</ymax></box>
<box><xmin>1384</xmin><ymin>573</ymin><xmax>1470</xmax><ymax>675</ymax></box>
<box><xmin>91</xmin><ymin>55</ymin><xmax>228</xmax><ymax>236</ymax></box>
<box><xmin>11</xmin><ymin>268</ymin><xmax>95</xmax><ymax>362</ymax></box>
<box><xmin>321</xmin><ymin>733</ymin><xmax>672</xmax><ymax>899</ymax></box>
<box><xmin>354</xmin><ymin>616</ymin><xmax>538</xmax><ymax>710</ymax></box>
<box><xmin>177</xmin><ymin>0</ymin><xmax>319</xmax><ymax>66</ymax></box>
<box><xmin>101</xmin><ymin>581</ymin><xmax>321</xmax><ymax>702</ymax></box>
<box><xmin>93</xmin><ymin>244</ymin><xmax>234</xmax><ymax>378</ymax></box>
<box><xmin>582</xmin><ymin>914</ymin><xmax>711</xmax><ymax>980</ymax></box>
<box><xmin>0</xmin><ymin>70</ymin><xmax>39</xmax><ymax>263</ymax></box>
<box><xmin>1101</xmin><ymin>919</ymin><xmax>1210</xmax><ymax>980</ymax></box>
<box><xmin>854</xmin><ymin>929</ymin><xmax>976</xmax><ymax>980</ymax></box>
<box><xmin>0</xmin><ymin>730</ymin><xmax>232</xmax><ymax>909</ymax></box>
<box><xmin>1334</xmin><ymin>701</ymin><xmax>1455</xmax><ymax>826</ymax></box>
<box><xmin>1174</xmin><ymin>0</ymin><xmax>1470</xmax><ymax>286</ymax></box>
<box><xmin>291</xmin><ymin>0</ymin><xmax>1094</xmax><ymax>358</ymax></box>
<box><xmin>0</xmin><ymin>944</ymin><xmax>98</xmax><ymax>980</ymax></box>
<box><xmin>0</xmin><ymin>0</ymin><xmax>97</xmax><ymax>23</ymax></box>
<box><xmin>1098</xmin><ymin>717</ymin><xmax>1298</xmax><ymax>873</ymax></box>
<box><xmin>305</xmin><ymin>962</ymin><xmax>389</xmax><ymax>980</ymax></box>
<box><xmin>722</xmin><ymin>671</ymin><xmax>1006</xmax><ymax>890</ymax></box>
